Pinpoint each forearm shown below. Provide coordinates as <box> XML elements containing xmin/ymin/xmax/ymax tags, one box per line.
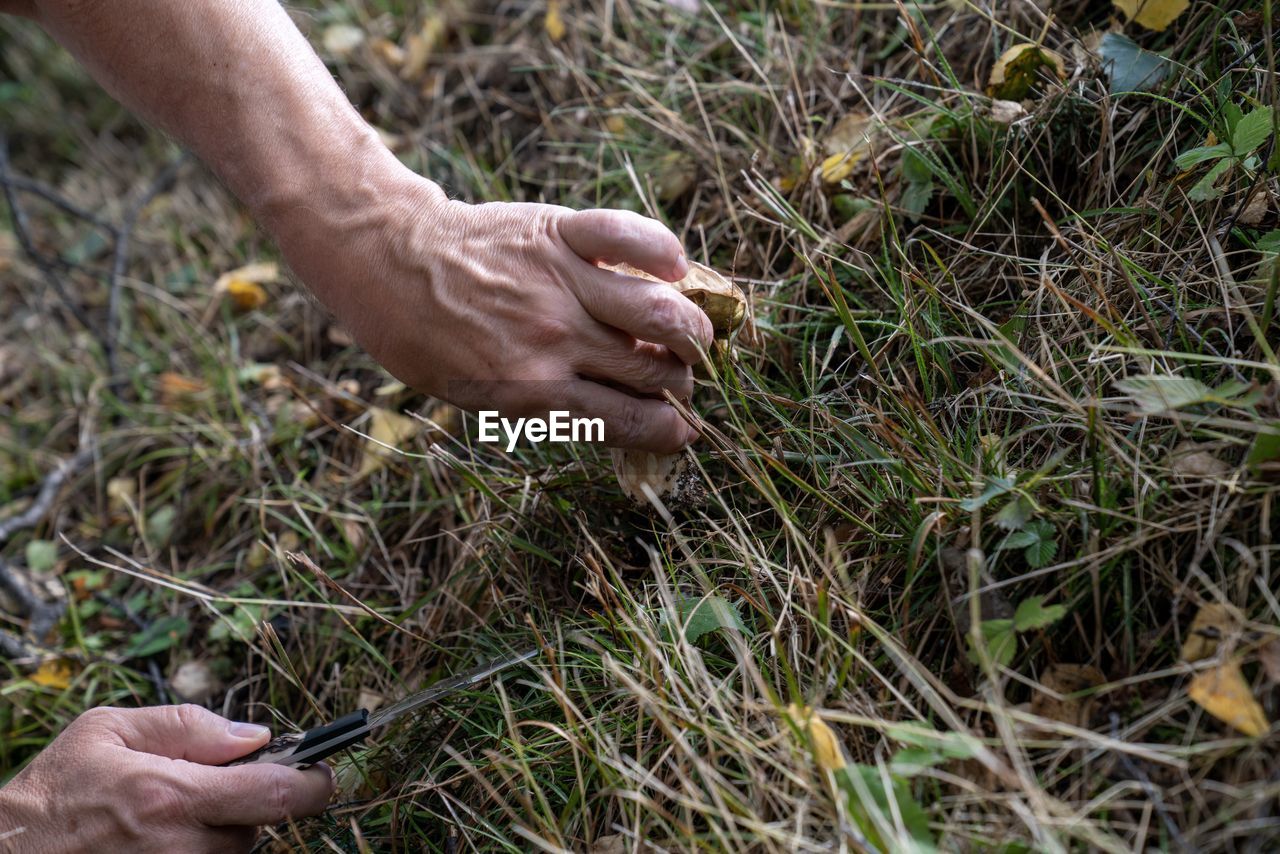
<box><xmin>26</xmin><ymin>0</ymin><xmax>418</xmax><ymax>225</ymax></box>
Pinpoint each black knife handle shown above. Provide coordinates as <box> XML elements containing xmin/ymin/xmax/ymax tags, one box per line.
<box><xmin>224</xmin><ymin>710</ymin><xmax>370</xmax><ymax>768</ymax></box>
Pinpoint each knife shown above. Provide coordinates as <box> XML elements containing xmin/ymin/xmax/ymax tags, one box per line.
<box><xmin>225</xmin><ymin>648</ymin><xmax>537</xmax><ymax>768</ymax></box>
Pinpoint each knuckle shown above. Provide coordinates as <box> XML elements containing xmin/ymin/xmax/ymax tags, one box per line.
<box><xmin>131</xmin><ymin>772</ymin><xmax>192</xmax><ymax>825</ymax></box>
<box><xmin>174</xmin><ymin>703</ymin><xmax>207</xmax><ymax>730</ymax></box>
<box><xmin>611</xmin><ymin>399</ymin><xmax>647</xmax><ymax>446</ymax></box>
<box><xmin>268</xmin><ymin>771</ymin><xmax>299</xmax><ymax>820</ymax></box>
<box><xmin>647</xmin><ymin>292</ymin><xmax>685</xmax><ymax>334</ymax></box>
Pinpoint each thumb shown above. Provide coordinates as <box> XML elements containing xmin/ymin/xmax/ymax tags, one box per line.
<box><xmin>558</xmin><ymin>209</ymin><xmax>689</xmax><ymax>282</ymax></box>
<box><xmin>103</xmin><ymin>704</ymin><xmax>272</xmax><ymax>765</ymax></box>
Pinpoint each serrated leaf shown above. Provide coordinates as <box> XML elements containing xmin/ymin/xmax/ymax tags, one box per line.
<box><xmin>675</xmin><ymin>594</ymin><xmax>748</xmax><ymax>644</ymax></box>
<box><xmin>839</xmin><ymin>764</ymin><xmax>936</xmax><ymax>850</ymax></box>
<box><xmin>1232</xmin><ymin>106</ymin><xmax>1274</xmax><ymax>156</ymax></box>
<box><xmin>1116</xmin><ymin>375</ymin><xmax>1215</xmax><ymax>412</ymax></box>
<box><xmin>1247</xmin><ymin>428</ymin><xmax>1280</xmax><ymax>471</ymax></box>
<box><xmin>1098</xmin><ymin>32</ymin><xmax>1170</xmax><ymax>94</ymax></box>
<box><xmin>998</xmin><ymin>530</ymin><xmax>1039</xmax><ymax>550</ymax></box>
<box><xmin>146</xmin><ymin>504</ymin><xmax>178</xmax><ymax>547</ymax></box>
<box><xmin>1024</xmin><ymin>533</ymin><xmax>1058</xmax><ymax>568</ymax></box>
<box><xmin>1013</xmin><ymin>596</ymin><xmax>1067</xmax><ymax>631</ymax></box>
<box><xmin>886</xmin><ymin>722</ymin><xmax>980</xmax><ymax>759</ymax></box>
<box><xmin>24</xmin><ymin>539</ymin><xmax>58</xmax><ymax>573</ymax></box>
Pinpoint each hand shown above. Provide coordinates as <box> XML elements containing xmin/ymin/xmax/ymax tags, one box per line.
<box><xmin>0</xmin><ymin>705</ymin><xmax>333</xmax><ymax>853</ymax></box>
<box><xmin>266</xmin><ymin>170</ymin><xmax>715</xmax><ymax>453</ymax></box>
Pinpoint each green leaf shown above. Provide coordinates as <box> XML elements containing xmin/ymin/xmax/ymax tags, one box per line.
<box><xmin>1013</xmin><ymin>595</ymin><xmax>1067</xmax><ymax>632</ymax></box>
<box><xmin>674</xmin><ymin>594</ymin><xmax>749</xmax><ymax>644</ymax></box>
<box><xmin>1256</xmin><ymin>230</ymin><xmax>1280</xmax><ymax>254</ymax></box>
<box><xmin>960</xmin><ymin>475</ymin><xmax>1015</xmax><ymax>512</ymax></box>
<box><xmin>146</xmin><ymin>505</ymin><xmax>178</xmax><ymax>547</ymax></box>
<box><xmin>1224</xmin><ymin>102</ymin><xmax>1245</xmax><ymax>139</ymax></box>
<box><xmin>886</xmin><ymin>722</ymin><xmax>981</xmax><ymax>759</ymax></box>
<box><xmin>968</xmin><ymin>619</ymin><xmax>1016</xmax><ymax>668</ymax></box>
<box><xmin>1247</xmin><ymin>428</ymin><xmax>1280</xmax><ymax>471</ymax></box>
<box><xmin>1097</xmin><ymin>32</ymin><xmax>1169</xmax><ymax>94</ymax></box>
<box><xmin>1232</xmin><ymin>106</ymin><xmax>1274</xmax><ymax>156</ymax></box>
<box><xmin>1024</xmin><ymin>534</ymin><xmax>1059</xmax><ymax>568</ymax></box>
<box><xmin>992</xmin><ymin>495</ymin><xmax>1034</xmax><ymax>530</ymax></box>
<box><xmin>1187</xmin><ymin>157</ymin><xmax>1233</xmax><ymax>201</ymax></box>
<box><xmin>1116</xmin><ymin>375</ymin><xmax>1215</xmax><ymax>412</ymax></box>
<box><xmin>901</xmin><ymin>179</ymin><xmax>935</xmax><ymax>220</ymax></box>
<box><xmin>901</xmin><ymin>147</ymin><xmax>933</xmax><ymax>183</ymax></box>
<box><xmin>1173</xmin><ymin>143</ymin><xmax>1231</xmax><ymax>170</ymax></box>
<box><xmin>124</xmin><ymin>615</ymin><xmax>189</xmax><ymax>659</ymax></box>
<box><xmin>839</xmin><ymin>764</ymin><xmax>936</xmax><ymax>851</ymax></box>
<box><xmin>24</xmin><ymin>539</ymin><xmax>58</xmax><ymax>574</ymax></box>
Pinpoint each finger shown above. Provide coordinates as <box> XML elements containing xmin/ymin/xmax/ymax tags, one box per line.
<box><xmin>189</xmin><ymin>763</ymin><xmax>334</xmax><ymax>827</ymax></box>
<box><xmin>98</xmin><ymin>704</ymin><xmax>272</xmax><ymax>765</ymax></box>
<box><xmin>565</xmin><ymin>380</ymin><xmax>696</xmax><ymax>453</ymax></box>
<box><xmin>557</xmin><ymin>208</ymin><xmax>689</xmax><ymax>281</ymax></box>
<box><xmin>573</xmin><ymin>265</ymin><xmax>714</xmax><ymax>365</ymax></box>
<box><xmin>575</xmin><ymin>329</ymin><xmax>694</xmax><ymax>398</ymax></box>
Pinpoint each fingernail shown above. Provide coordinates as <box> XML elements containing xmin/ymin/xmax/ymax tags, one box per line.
<box><xmin>685</xmin><ymin>425</ymin><xmax>700</xmax><ymax>445</ymax></box>
<box><xmin>228</xmin><ymin>721</ymin><xmax>271</xmax><ymax>739</ymax></box>
<box><xmin>672</xmin><ymin>253</ymin><xmax>689</xmax><ymax>280</ymax></box>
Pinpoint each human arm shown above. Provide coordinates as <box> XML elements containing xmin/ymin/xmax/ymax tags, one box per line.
<box><xmin>15</xmin><ymin>0</ymin><xmax>712</xmax><ymax>451</ymax></box>
<box><xmin>0</xmin><ymin>705</ymin><xmax>333</xmax><ymax>853</ymax></box>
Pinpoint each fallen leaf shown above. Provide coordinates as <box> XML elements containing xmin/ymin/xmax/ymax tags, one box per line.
<box><xmin>401</xmin><ymin>14</ymin><xmax>447</xmax><ymax>80</ymax></box>
<box><xmin>356</xmin><ymin>689</ymin><xmax>386</xmax><ymax>714</ymax></box>
<box><xmin>786</xmin><ymin>704</ymin><xmax>847</xmax><ymax>772</ymax></box>
<box><xmin>1188</xmin><ymin>660</ymin><xmax>1269</xmax><ymax>737</ymax></box>
<box><xmin>214</xmin><ymin>262</ymin><xmax>277</xmax><ymax>311</ymax></box>
<box><xmin>1239</xmin><ymin>189</ymin><xmax>1270</xmax><ymax>226</ymax></box>
<box><xmin>545</xmin><ymin>0</ymin><xmax>567</xmax><ymax>42</ymax></box>
<box><xmin>170</xmin><ymin>660</ymin><xmax>220</xmax><ymax>704</ymax></box>
<box><xmin>322</xmin><ymin>24</ymin><xmax>365</xmax><ymax>58</ymax></box>
<box><xmin>158</xmin><ymin>371</ymin><xmax>208</xmax><ymax>407</ymax></box>
<box><xmin>1168</xmin><ymin>441</ymin><xmax>1232</xmax><ymax>481</ymax></box>
<box><xmin>1113</xmin><ymin>0</ymin><xmax>1191</xmax><ymax>32</ymax></box>
<box><xmin>357</xmin><ymin>407</ymin><xmax>421</xmax><ymax>477</ymax></box>
<box><xmin>1181</xmin><ymin>602</ymin><xmax>1244</xmax><ymax>662</ymax></box>
<box><xmin>30</xmin><ymin>659</ymin><xmax>74</xmax><ymax>690</ymax></box>
<box><xmin>1030</xmin><ymin>663</ymin><xmax>1104</xmax><ymax>727</ymax></box>
<box><xmin>1097</xmin><ymin>31</ymin><xmax>1170</xmax><ymax>93</ymax></box>
<box><xmin>589</xmin><ymin>835</ymin><xmax>627</xmax><ymax>854</ymax></box>
<box><xmin>989</xmin><ymin>99</ymin><xmax>1028</xmax><ymax>124</ymax></box>
<box><xmin>370</xmin><ymin>37</ymin><xmax>406</xmax><ymax>68</ymax></box>
<box><xmin>653</xmin><ymin>152</ymin><xmax>697</xmax><ymax>202</ymax></box>
<box><xmin>819</xmin><ymin>114</ymin><xmax>874</xmax><ymax>185</ymax></box>
<box><xmin>987</xmin><ymin>44</ymin><xmax>1067</xmax><ymax>101</ymax></box>
<box><xmin>1260</xmin><ymin>638</ymin><xmax>1280</xmax><ymax>684</ymax></box>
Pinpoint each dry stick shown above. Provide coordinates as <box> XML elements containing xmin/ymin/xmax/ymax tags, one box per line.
<box><xmin>0</xmin><ymin>448</ymin><xmax>94</xmax><ymax>646</ymax></box>
<box><xmin>105</xmin><ymin>152</ymin><xmax>189</xmax><ymax>383</ymax></box>
<box><xmin>0</xmin><ymin>133</ymin><xmax>101</xmax><ymax>335</ymax></box>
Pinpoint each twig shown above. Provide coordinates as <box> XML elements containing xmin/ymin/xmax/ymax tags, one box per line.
<box><xmin>105</xmin><ymin>152</ymin><xmax>189</xmax><ymax>381</ymax></box>
<box><xmin>0</xmin><ymin>447</ymin><xmax>94</xmax><ymax>546</ymax></box>
<box><xmin>0</xmin><ymin>132</ymin><xmax>100</xmax><ymax>335</ymax></box>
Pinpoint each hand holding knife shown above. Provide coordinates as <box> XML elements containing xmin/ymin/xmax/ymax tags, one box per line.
<box><xmin>226</xmin><ymin>648</ymin><xmax>537</xmax><ymax>768</ymax></box>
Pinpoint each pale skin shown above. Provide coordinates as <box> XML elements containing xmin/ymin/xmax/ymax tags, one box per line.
<box><xmin>1</xmin><ymin>0</ymin><xmax>714</xmax><ymax>849</ymax></box>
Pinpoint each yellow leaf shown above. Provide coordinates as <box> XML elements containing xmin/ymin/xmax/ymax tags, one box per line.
<box><xmin>653</xmin><ymin>152</ymin><xmax>697</xmax><ymax>202</ymax></box>
<box><xmin>1113</xmin><ymin>0</ymin><xmax>1191</xmax><ymax>32</ymax></box>
<box><xmin>30</xmin><ymin>659</ymin><xmax>74</xmax><ymax>690</ymax></box>
<box><xmin>545</xmin><ymin>0</ymin><xmax>567</xmax><ymax>42</ymax></box>
<box><xmin>820</xmin><ymin>150</ymin><xmax>865</xmax><ymax>185</ymax></box>
<box><xmin>822</xmin><ymin>113</ymin><xmax>873</xmax><ymax>157</ymax></box>
<box><xmin>1180</xmin><ymin>602</ymin><xmax>1243</xmax><ymax>663</ymax></box>
<box><xmin>987</xmin><ymin>44</ymin><xmax>1067</xmax><ymax>101</ymax></box>
<box><xmin>1188</xmin><ymin>660</ymin><xmax>1269</xmax><ymax>738</ymax></box>
<box><xmin>221</xmin><ymin>278</ymin><xmax>268</xmax><ymax>312</ymax></box>
<box><xmin>401</xmin><ymin>14</ymin><xmax>447</xmax><ymax>81</ymax></box>
<box><xmin>214</xmin><ymin>261</ymin><xmax>278</xmax><ymax>292</ymax></box>
<box><xmin>786</xmin><ymin>704</ymin><xmax>847</xmax><ymax>772</ymax></box>
<box><xmin>357</xmin><ymin>408</ymin><xmax>421</xmax><ymax>477</ymax></box>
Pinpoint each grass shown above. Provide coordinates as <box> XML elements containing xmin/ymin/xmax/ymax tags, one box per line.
<box><xmin>3</xmin><ymin>0</ymin><xmax>1280</xmax><ymax>850</ymax></box>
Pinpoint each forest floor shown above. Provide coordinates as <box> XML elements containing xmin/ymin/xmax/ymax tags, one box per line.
<box><xmin>2</xmin><ymin>1</ymin><xmax>1279</xmax><ymax>851</ymax></box>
